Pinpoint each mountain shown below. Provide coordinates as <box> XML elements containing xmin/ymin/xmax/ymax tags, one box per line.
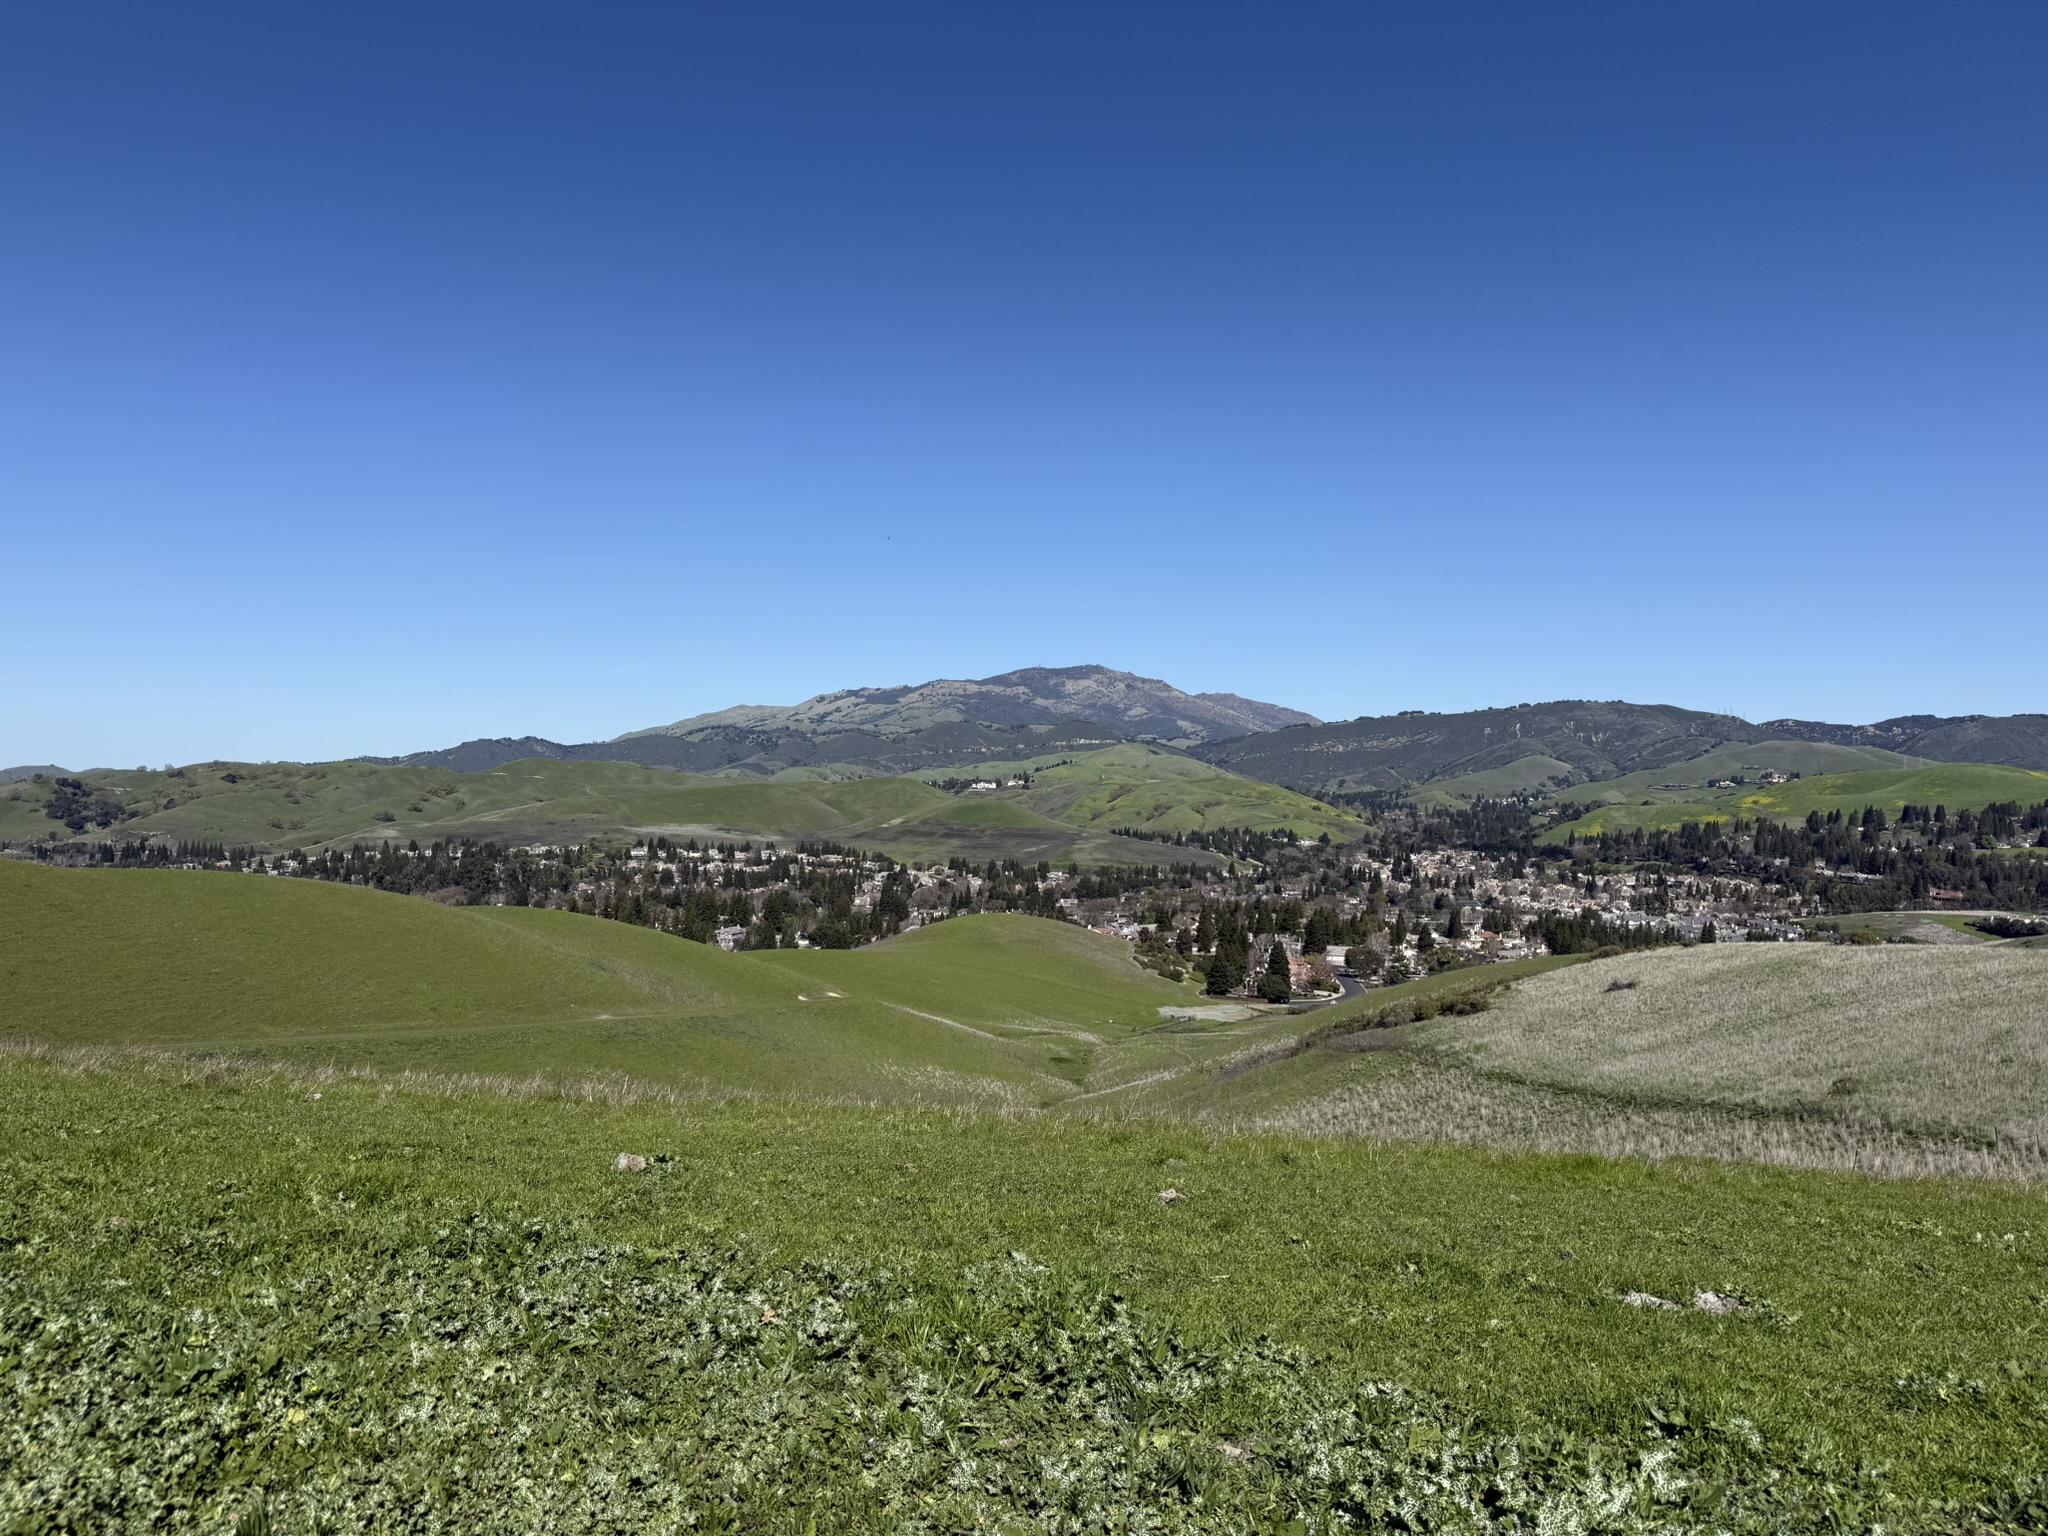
<box><xmin>625</xmin><ymin>665</ymin><xmax>1317</xmax><ymax>747</ymax></box>
<box><xmin>381</xmin><ymin>666</ymin><xmax>1318</xmax><ymax>777</ymax></box>
<box><xmin>363</xmin><ymin>680</ymin><xmax>2045</xmax><ymax>791</ymax></box>
<box><xmin>1190</xmin><ymin>701</ymin><xmax>1763</xmax><ymax>795</ymax></box>
<box><xmin>387</xmin><ymin>720</ymin><xmax>1140</xmax><ymax>779</ymax></box>
<box><xmin>1193</xmin><ymin>702</ymin><xmax>2048</xmax><ymax>796</ymax></box>
<box><xmin>1760</xmin><ymin>714</ymin><xmax>2048</xmax><ymax>771</ymax></box>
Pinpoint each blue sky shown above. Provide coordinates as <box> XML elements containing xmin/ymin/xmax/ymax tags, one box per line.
<box><xmin>4</xmin><ymin>3</ymin><xmax>2042</xmax><ymax>767</ymax></box>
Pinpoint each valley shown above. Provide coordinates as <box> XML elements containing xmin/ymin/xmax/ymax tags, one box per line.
<box><xmin>8</xmin><ymin>670</ymin><xmax>2048</xmax><ymax>1532</ymax></box>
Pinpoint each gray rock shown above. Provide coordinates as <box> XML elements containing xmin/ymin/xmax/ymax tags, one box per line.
<box><xmin>1623</xmin><ymin>1290</ymin><xmax>1680</xmax><ymax>1310</ymax></box>
<box><xmin>1157</xmin><ymin>1188</ymin><xmax>1186</xmax><ymax>1205</ymax></box>
<box><xmin>614</xmin><ymin>1153</ymin><xmax>648</xmax><ymax>1173</ymax></box>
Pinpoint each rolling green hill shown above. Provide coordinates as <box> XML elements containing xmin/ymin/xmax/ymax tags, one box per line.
<box><xmin>1544</xmin><ymin>761</ymin><xmax>2048</xmax><ymax>840</ymax></box>
<box><xmin>13</xmin><ymin>1049</ymin><xmax>2048</xmax><ymax>1528</ymax></box>
<box><xmin>7</xmin><ymin>889</ymin><xmax>2048</xmax><ymax>1522</ymax></box>
<box><xmin>1412</xmin><ymin>741</ymin><xmax>1932</xmax><ymax>810</ymax></box>
<box><xmin>10</xmin><ymin>858</ymin><xmax>2048</xmax><ymax>1517</ymax></box>
<box><xmin>1411</xmin><ymin>942</ymin><xmax>2048</xmax><ymax>1147</ymax></box>
<box><xmin>927</xmin><ymin>743</ymin><xmax>1364</xmax><ymax>841</ymax></box>
<box><xmin>0</xmin><ymin>758</ymin><xmax>1220</xmax><ymax>867</ymax></box>
<box><xmin>0</xmin><ymin>860</ymin><xmax>1225</xmax><ymax>1106</ymax></box>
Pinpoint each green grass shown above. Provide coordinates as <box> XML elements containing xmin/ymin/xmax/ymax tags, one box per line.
<box><xmin>1406</xmin><ymin>756</ymin><xmax>1581</xmax><ymax>807</ymax></box>
<box><xmin>1564</xmin><ymin>742</ymin><xmax>1931</xmax><ymax>806</ymax></box>
<box><xmin>1545</xmin><ymin>761</ymin><xmax>2048</xmax><ymax>840</ymax></box>
<box><xmin>0</xmin><ymin>860</ymin><xmax>1209</xmax><ymax>1106</ymax></box>
<box><xmin>10</xmin><ymin>865</ymin><xmax>2048</xmax><ymax>1523</ymax></box>
<box><xmin>0</xmin><ymin>759</ymin><xmax>1210</xmax><ymax>867</ymax></box>
<box><xmin>5</xmin><ymin>1050</ymin><xmax>2047</xmax><ymax>1530</ymax></box>
<box><xmin>1412</xmin><ymin>943</ymin><xmax>2048</xmax><ymax>1149</ymax></box>
<box><xmin>928</xmin><ymin>744</ymin><xmax>1365</xmax><ymax>842</ymax></box>
<box><xmin>1809</xmin><ymin>911</ymin><xmax>1994</xmax><ymax>945</ymax></box>
<box><xmin>1408</xmin><ymin>741</ymin><xmax>1933</xmax><ymax>812</ymax></box>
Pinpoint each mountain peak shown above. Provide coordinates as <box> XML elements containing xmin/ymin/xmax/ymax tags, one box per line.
<box><xmin>630</xmin><ymin>665</ymin><xmax>1318</xmax><ymax>748</ymax></box>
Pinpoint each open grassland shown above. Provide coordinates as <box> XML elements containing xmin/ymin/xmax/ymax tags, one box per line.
<box><xmin>0</xmin><ymin>861</ymin><xmax>1217</xmax><ymax>1107</ymax></box>
<box><xmin>6</xmin><ymin>1049</ymin><xmax>2048</xmax><ymax>1531</ymax></box>
<box><xmin>0</xmin><ymin>758</ymin><xmax>1206</xmax><ymax>866</ymax></box>
<box><xmin>1811</xmin><ymin>911</ymin><xmax>2000</xmax><ymax>945</ymax></box>
<box><xmin>931</xmin><ymin>744</ymin><xmax>1364</xmax><ymax>842</ymax></box>
<box><xmin>1111</xmin><ymin>944</ymin><xmax>2048</xmax><ymax>1184</ymax></box>
<box><xmin>1569</xmin><ymin>742</ymin><xmax>1930</xmax><ymax>804</ymax></box>
<box><xmin>1406</xmin><ymin>756</ymin><xmax>1582</xmax><ymax>807</ymax></box>
<box><xmin>1248</xmin><ymin>1055</ymin><xmax>2048</xmax><ymax>1184</ymax></box>
<box><xmin>1547</xmin><ymin>762</ymin><xmax>2048</xmax><ymax>840</ymax></box>
<box><xmin>14</xmin><ymin>861</ymin><xmax>2048</xmax><ymax>1182</ymax></box>
<box><xmin>9</xmin><ymin>866</ymin><xmax>2048</xmax><ymax>1523</ymax></box>
<box><xmin>1412</xmin><ymin>944</ymin><xmax>2048</xmax><ymax>1150</ymax></box>
<box><xmin>1412</xmin><ymin>742</ymin><xmax>1931</xmax><ymax>812</ymax></box>
<box><xmin>1734</xmin><ymin>763</ymin><xmax>2048</xmax><ymax>821</ymax></box>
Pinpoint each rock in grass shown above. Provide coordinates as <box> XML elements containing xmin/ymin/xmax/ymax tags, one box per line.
<box><xmin>1693</xmin><ymin>1289</ymin><xmax>1743</xmax><ymax>1314</ymax></box>
<box><xmin>1157</xmin><ymin>1188</ymin><xmax>1185</xmax><ymax>1205</ymax></box>
<box><xmin>614</xmin><ymin>1153</ymin><xmax>648</xmax><ymax>1173</ymax></box>
<box><xmin>1623</xmin><ymin>1290</ymin><xmax>1679</xmax><ymax>1310</ymax></box>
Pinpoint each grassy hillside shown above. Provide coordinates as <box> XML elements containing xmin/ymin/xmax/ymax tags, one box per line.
<box><xmin>1407</xmin><ymin>740</ymin><xmax>1925</xmax><ymax>809</ymax></box>
<box><xmin>0</xmin><ymin>860</ymin><xmax>1205</xmax><ymax>1105</ymax></box>
<box><xmin>15</xmin><ymin>859</ymin><xmax>2048</xmax><ymax>1174</ymax></box>
<box><xmin>6</xmin><ymin>1050</ymin><xmax>2047</xmax><ymax>1529</ymax></box>
<box><xmin>10</xmin><ymin>862</ymin><xmax>2048</xmax><ymax>1519</ymax></box>
<box><xmin>930</xmin><ymin>743</ymin><xmax>1364</xmax><ymax>840</ymax></box>
<box><xmin>1203</xmin><ymin>944</ymin><xmax>2048</xmax><ymax>1184</ymax></box>
<box><xmin>1412</xmin><ymin>943</ymin><xmax>2048</xmax><ymax>1145</ymax></box>
<box><xmin>1556</xmin><ymin>740</ymin><xmax>1928</xmax><ymax>803</ymax></box>
<box><xmin>1405</xmin><ymin>755</ymin><xmax>1581</xmax><ymax>806</ymax></box>
<box><xmin>0</xmin><ymin>758</ymin><xmax>1208</xmax><ymax>866</ymax></box>
<box><xmin>1546</xmin><ymin>760</ymin><xmax>2048</xmax><ymax>840</ymax></box>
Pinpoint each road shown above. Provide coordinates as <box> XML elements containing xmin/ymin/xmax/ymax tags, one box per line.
<box><xmin>1299</xmin><ymin>972</ymin><xmax>1367</xmax><ymax>1009</ymax></box>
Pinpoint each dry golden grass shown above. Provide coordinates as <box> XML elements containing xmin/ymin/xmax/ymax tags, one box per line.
<box><xmin>1239</xmin><ymin>943</ymin><xmax>2048</xmax><ymax>1182</ymax></box>
<box><xmin>1248</xmin><ymin>1057</ymin><xmax>2048</xmax><ymax>1182</ymax></box>
<box><xmin>1412</xmin><ymin>944</ymin><xmax>2048</xmax><ymax>1146</ymax></box>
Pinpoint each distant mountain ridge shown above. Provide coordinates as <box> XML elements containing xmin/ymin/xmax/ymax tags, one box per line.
<box><xmin>1190</xmin><ymin>703</ymin><xmax>2048</xmax><ymax>794</ymax></box>
<box><xmin>376</xmin><ymin>666</ymin><xmax>1317</xmax><ymax>778</ymax></box>
<box><xmin>1760</xmin><ymin>714</ymin><xmax>2048</xmax><ymax>769</ymax></box>
<box><xmin>625</xmin><ymin>665</ymin><xmax>1317</xmax><ymax>746</ymax></box>
<box><xmin>361</xmin><ymin>672</ymin><xmax>2047</xmax><ymax>789</ymax></box>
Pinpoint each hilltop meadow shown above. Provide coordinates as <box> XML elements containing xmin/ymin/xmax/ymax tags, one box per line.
<box><xmin>5</xmin><ymin>858</ymin><xmax>2048</xmax><ymax>1530</ymax></box>
<box><xmin>1544</xmin><ymin>761</ymin><xmax>2048</xmax><ymax>842</ymax></box>
<box><xmin>0</xmin><ymin>746</ymin><xmax>1358</xmax><ymax>868</ymax></box>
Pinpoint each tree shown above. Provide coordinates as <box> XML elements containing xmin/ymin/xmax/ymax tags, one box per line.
<box><xmin>42</xmin><ymin>775</ymin><xmax>132</xmax><ymax>833</ymax></box>
<box><xmin>1205</xmin><ymin>924</ymin><xmax>1249</xmax><ymax>996</ymax></box>
<box><xmin>1257</xmin><ymin>941</ymin><xmax>1292</xmax><ymax>1004</ymax></box>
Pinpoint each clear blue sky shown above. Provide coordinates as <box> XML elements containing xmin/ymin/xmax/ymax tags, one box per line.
<box><xmin>4</xmin><ymin>3</ymin><xmax>2042</xmax><ymax>768</ymax></box>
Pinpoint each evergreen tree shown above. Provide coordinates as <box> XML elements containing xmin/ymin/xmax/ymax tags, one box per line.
<box><xmin>1257</xmin><ymin>941</ymin><xmax>1292</xmax><ymax>1003</ymax></box>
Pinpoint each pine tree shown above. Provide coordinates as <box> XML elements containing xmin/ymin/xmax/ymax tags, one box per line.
<box><xmin>1257</xmin><ymin>940</ymin><xmax>1292</xmax><ymax>1003</ymax></box>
